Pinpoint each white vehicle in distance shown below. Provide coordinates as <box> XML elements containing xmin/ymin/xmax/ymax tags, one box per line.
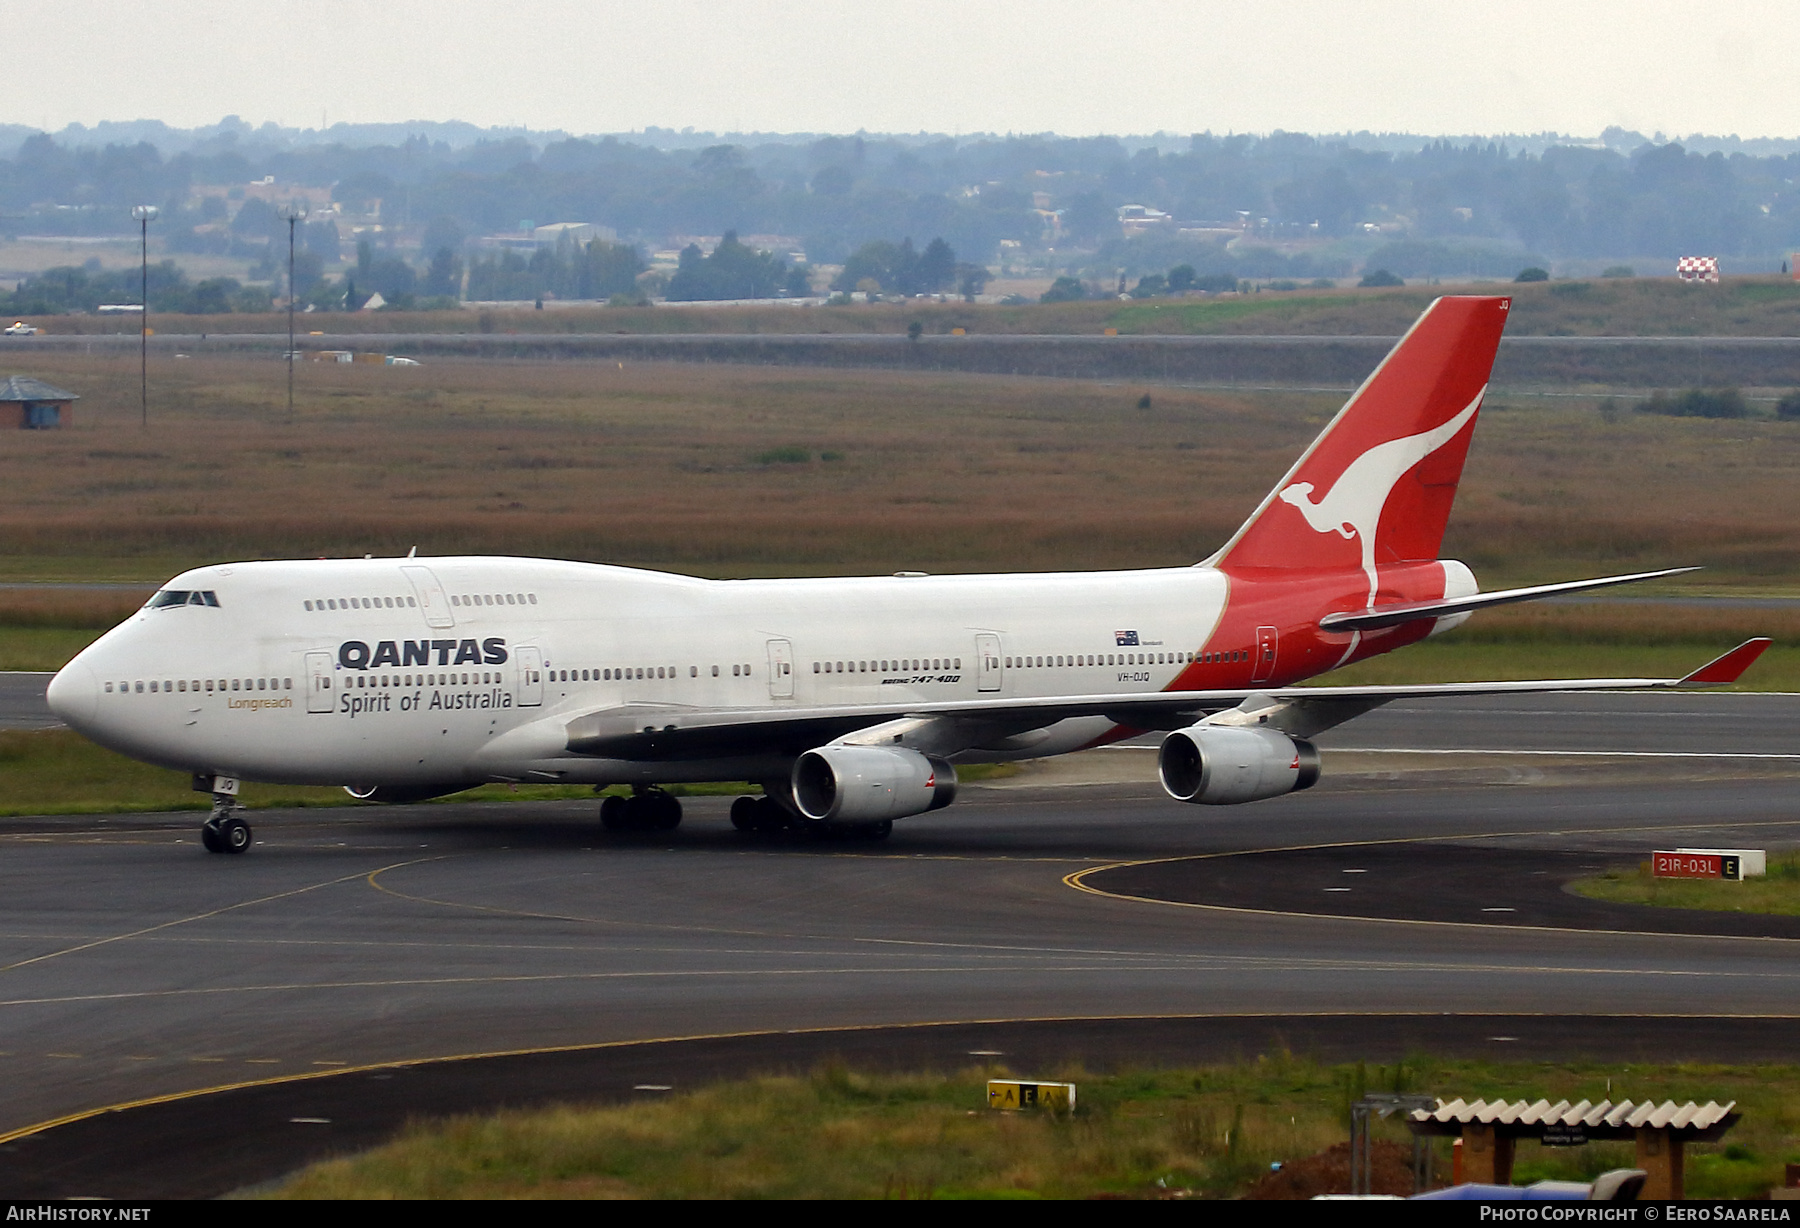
<box><xmin>3</xmin><ymin>321</ymin><xmax>38</xmax><ymax>336</ymax></box>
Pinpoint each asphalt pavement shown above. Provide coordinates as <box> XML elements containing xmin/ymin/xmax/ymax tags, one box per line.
<box><xmin>1</xmin><ymin>763</ymin><xmax>1798</xmax><ymax>1196</ymax></box>
<box><xmin>0</xmin><ymin>673</ymin><xmax>54</xmax><ymax>730</ymax></box>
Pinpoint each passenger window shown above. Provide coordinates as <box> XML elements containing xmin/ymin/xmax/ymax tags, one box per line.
<box><xmin>135</xmin><ymin>681</ymin><xmax>143</xmax><ymax>693</ymax></box>
<box><xmin>689</xmin><ymin>666</ymin><xmax>697</xmax><ymax>677</ymax></box>
<box><xmin>305</xmin><ymin>601</ymin><xmax>313</xmax><ymax>611</ymax></box>
<box><xmin>711</xmin><ymin>665</ymin><xmax>719</xmax><ymax>677</ymax></box>
<box><xmin>529</xmin><ymin>594</ymin><xmax>537</xmax><ymax>604</ymax></box>
<box><xmin>105</xmin><ymin>682</ymin><xmax>113</xmax><ymax>693</ymax></box>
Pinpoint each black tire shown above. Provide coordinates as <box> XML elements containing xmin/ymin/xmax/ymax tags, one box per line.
<box><xmin>624</xmin><ymin>795</ymin><xmax>650</xmax><ymax>830</ymax></box>
<box><xmin>200</xmin><ymin>821</ymin><xmax>224</xmax><ymax>854</ymax></box>
<box><xmin>652</xmin><ymin>792</ymin><xmax>682</xmax><ymax>830</ymax></box>
<box><xmin>856</xmin><ymin>820</ymin><xmax>893</xmax><ymax>842</ymax></box>
<box><xmin>753</xmin><ymin>796</ymin><xmax>788</xmax><ymax>832</ymax></box>
<box><xmin>599</xmin><ymin>794</ymin><xmax>627</xmax><ymax>829</ymax></box>
<box><xmin>729</xmin><ymin>796</ymin><xmax>759</xmax><ymax>832</ymax></box>
<box><xmin>219</xmin><ymin>816</ymin><xmax>252</xmax><ymax>854</ymax></box>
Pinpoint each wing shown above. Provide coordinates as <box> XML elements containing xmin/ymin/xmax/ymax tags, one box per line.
<box><xmin>561</xmin><ymin>639</ymin><xmax>1772</xmax><ymax>761</ymax></box>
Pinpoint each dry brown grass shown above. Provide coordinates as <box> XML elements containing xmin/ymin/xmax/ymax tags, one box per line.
<box><xmin>0</xmin><ymin>587</ymin><xmax>150</xmax><ymax>627</ymax></box>
<box><xmin>0</xmin><ymin>350</ymin><xmax>1798</xmax><ymax>588</ymax></box>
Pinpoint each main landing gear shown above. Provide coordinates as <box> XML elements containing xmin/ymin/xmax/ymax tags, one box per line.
<box><xmin>599</xmin><ymin>786</ymin><xmax>683</xmax><ymax>832</ymax></box>
<box><xmin>729</xmin><ymin>794</ymin><xmax>891</xmax><ymax>842</ymax></box>
<box><xmin>199</xmin><ymin>795</ymin><xmax>252</xmax><ymax>855</ymax></box>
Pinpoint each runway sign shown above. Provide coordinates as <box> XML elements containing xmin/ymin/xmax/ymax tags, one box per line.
<box><xmin>1654</xmin><ymin>849</ymin><xmax>1765</xmax><ymax>880</ymax></box>
<box><xmin>988</xmin><ymin>1080</ymin><xmax>1076</xmax><ymax>1112</ymax></box>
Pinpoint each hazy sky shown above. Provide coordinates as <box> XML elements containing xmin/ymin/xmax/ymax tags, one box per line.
<box><xmin>22</xmin><ymin>1</ymin><xmax>1800</xmax><ymax>139</ymax></box>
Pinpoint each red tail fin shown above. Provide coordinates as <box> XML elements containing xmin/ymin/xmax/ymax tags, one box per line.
<box><xmin>1211</xmin><ymin>296</ymin><xmax>1510</xmax><ymax>576</ymax></box>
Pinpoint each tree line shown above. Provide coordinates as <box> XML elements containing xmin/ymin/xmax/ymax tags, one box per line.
<box><xmin>10</xmin><ymin>127</ymin><xmax>1800</xmax><ymax>277</ymax></box>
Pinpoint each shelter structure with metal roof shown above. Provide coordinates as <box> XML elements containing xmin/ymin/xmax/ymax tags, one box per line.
<box><xmin>0</xmin><ymin>377</ymin><xmax>77</xmax><ymax>429</ymax></box>
<box><xmin>1409</xmin><ymin>1098</ymin><xmax>1739</xmax><ymax>1199</ymax></box>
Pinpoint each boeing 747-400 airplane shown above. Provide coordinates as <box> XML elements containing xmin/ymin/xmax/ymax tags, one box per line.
<box><xmin>45</xmin><ymin>296</ymin><xmax>1768</xmax><ymax>852</ymax></box>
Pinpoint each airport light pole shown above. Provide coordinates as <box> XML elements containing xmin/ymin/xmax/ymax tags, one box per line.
<box><xmin>130</xmin><ymin>205</ymin><xmax>157</xmax><ymax>428</ymax></box>
<box><xmin>277</xmin><ymin>204</ymin><xmax>308</xmax><ymax>419</ymax></box>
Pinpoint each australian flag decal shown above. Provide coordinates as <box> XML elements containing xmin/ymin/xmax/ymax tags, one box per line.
<box><xmin>1114</xmin><ymin>630</ymin><xmax>1140</xmax><ymax>646</ymax></box>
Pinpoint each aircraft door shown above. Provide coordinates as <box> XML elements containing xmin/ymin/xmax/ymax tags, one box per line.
<box><xmin>401</xmin><ymin>565</ymin><xmax>455</xmax><ymax>629</ymax></box>
<box><xmin>766</xmin><ymin>638</ymin><xmax>794</xmax><ymax>699</ymax></box>
<box><xmin>305</xmin><ymin>651</ymin><xmax>334</xmax><ymax>714</ymax></box>
<box><xmin>516</xmin><ymin>646</ymin><xmax>543</xmax><ymax>707</ymax></box>
<box><xmin>1252</xmin><ymin>625</ymin><xmax>1278</xmax><ymax>683</ymax></box>
<box><xmin>975</xmin><ymin>633</ymin><xmax>1003</xmax><ymax>692</ymax></box>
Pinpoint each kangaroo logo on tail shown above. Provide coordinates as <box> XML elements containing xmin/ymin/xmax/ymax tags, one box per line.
<box><xmin>1276</xmin><ymin>388</ymin><xmax>1483</xmax><ymax>593</ymax></box>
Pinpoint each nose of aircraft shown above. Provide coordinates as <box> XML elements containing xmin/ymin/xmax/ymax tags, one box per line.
<box><xmin>46</xmin><ymin>658</ymin><xmax>98</xmax><ymax>728</ymax></box>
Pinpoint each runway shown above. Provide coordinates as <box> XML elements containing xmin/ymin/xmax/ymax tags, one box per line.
<box><xmin>1</xmin><ymin>753</ymin><xmax>1799</xmax><ymax>1196</ymax></box>
<box><xmin>0</xmin><ymin>673</ymin><xmax>56</xmax><ymax>730</ymax></box>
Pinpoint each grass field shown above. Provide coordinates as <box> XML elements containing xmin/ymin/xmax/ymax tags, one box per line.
<box><xmin>1571</xmin><ymin>853</ymin><xmax>1800</xmax><ymax>916</ymax></box>
<box><xmin>259</xmin><ymin>1055</ymin><xmax>1799</xmax><ymax>1199</ymax></box>
<box><xmin>27</xmin><ymin>275</ymin><xmax>1800</xmax><ymax>339</ymax></box>
<box><xmin>5</xmin><ymin>348</ymin><xmax>1800</xmax><ymax>586</ymax></box>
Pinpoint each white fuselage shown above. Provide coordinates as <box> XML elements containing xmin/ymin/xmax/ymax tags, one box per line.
<box><xmin>49</xmin><ymin>557</ymin><xmax>1232</xmax><ymax>790</ymax></box>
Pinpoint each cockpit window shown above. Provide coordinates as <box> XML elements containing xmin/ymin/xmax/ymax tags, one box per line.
<box><xmin>148</xmin><ymin>589</ymin><xmax>219</xmax><ymax>609</ymax></box>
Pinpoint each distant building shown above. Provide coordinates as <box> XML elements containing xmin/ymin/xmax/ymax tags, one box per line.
<box><xmin>532</xmin><ymin>222</ymin><xmax>618</xmax><ymax>246</ymax></box>
<box><xmin>1117</xmin><ymin>204</ymin><xmax>1174</xmax><ymax>236</ymax></box>
<box><xmin>0</xmin><ymin>376</ymin><xmax>77</xmax><ymax>429</ymax></box>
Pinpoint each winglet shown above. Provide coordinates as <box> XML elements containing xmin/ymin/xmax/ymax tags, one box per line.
<box><xmin>1679</xmin><ymin>638</ymin><xmax>1772</xmax><ymax>686</ymax></box>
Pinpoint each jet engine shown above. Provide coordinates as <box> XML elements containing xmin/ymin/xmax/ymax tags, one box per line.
<box><xmin>1157</xmin><ymin>725</ymin><xmax>1321</xmax><ymax>805</ymax></box>
<box><xmin>792</xmin><ymin>745</ymin><xmax>957</xmax><ymax>822</ymax></box>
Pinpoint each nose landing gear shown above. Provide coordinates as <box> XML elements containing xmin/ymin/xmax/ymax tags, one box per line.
<box><xmin>193</xmin><ymin>774</ymin><xmax>252</xmax><ymax>855</ymax></box>
<box><xmin>200</xmin><ymin>795</ymin><xmax>252</xmax><ymax>854</ymax></box>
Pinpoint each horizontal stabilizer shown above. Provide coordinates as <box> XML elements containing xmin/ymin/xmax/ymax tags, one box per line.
<box><xmin>1678</xmin><ymin>638</ymin><xmax>1772</xmax><ymax>686</ymax></box>
<box><xmin>1317</xmin><ymin>567</ymin><xmax>1699</xmax><ymax>632</ymax></box>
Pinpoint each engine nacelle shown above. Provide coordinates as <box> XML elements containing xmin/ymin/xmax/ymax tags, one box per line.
<box><xmin>1158</xmin><ymin>725</ymin><xmax>1321</xmax><ymax>805</ymax></box>
<box><xmin>792</xmin><ymin>745</ymin><xmax>957</xmax><ymax>822</ymax></box>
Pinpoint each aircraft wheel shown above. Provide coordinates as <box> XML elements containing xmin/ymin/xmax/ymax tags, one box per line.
<box><xmin>752</xmin><ymin>795</ymin><xmax>789</xmax><ymax>832</ymax></box>
<box><xmin>218</xmin><ymin>816</ymin><xmax>253</xmax><ymax>854</ymax></box>
<box><xmin>854</xmin><ymin>820</ymin><xmax>892</xmax><ymax>842</ymax></box>
<box><xmin>729</xmin><ymin>796</ymin><xmax>759</xmax><ymax>832</ymax></box>
<box><xmin>200</xmin><ymin>821</ymin><xmax>225</xmax><ymax>854</ymax></box>
<box><xmin>599</xmin><ymin>794</ymin><xmax>627</xmax><ymax>830</ymax></box>
<box><xmin>651</xmin><ymin>792</ymin><xmax>682</xmax><ymax>830</ymax></box>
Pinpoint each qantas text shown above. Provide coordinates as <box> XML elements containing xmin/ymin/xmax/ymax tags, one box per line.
<box><xmin>338</xmin><ymin>638</ymin><xmax>508</xmax><ymax>669</ymax></box>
